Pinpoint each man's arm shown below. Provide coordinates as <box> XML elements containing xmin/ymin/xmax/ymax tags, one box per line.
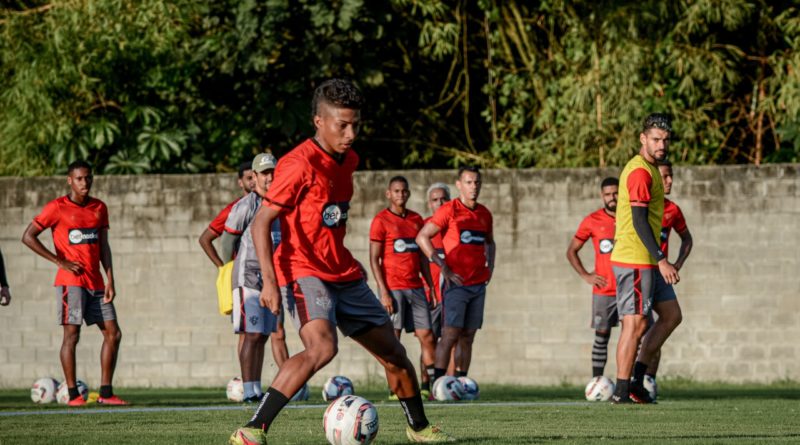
<box><xmin>566</xmin><ymin>237</ymin><xmax>607</xmax><ymax>288</ymax></box>
<box><xmin>219</xmin><ymin>232</ymin><xmax>241</xmax><ymax>263</ymax></box>
<box><xmin>417</xmin><ymin>222</ymin><xmax>462</xmax><ymax>286</ymax></box>
<box><xmin>418</xmin><ymin>251</ymin><xmax>436</xmax><ymax>307</ymax></box>
<box><xmin>198</xmin><ymin>228</ymin><xmax>224</xmax><ymax>268</ymax></box>
<box><xmin>252</xmin><ymin>205</ymin><xmax>281</xmax><ymax>314</ymax></box>
<box><xmin>369</xmin><ymin>241</ymin><xmax>394</xmax><ymax>314</ymax></box>
<box><xmin>0</xmin><ymin>248</ymin><xmax>10</xmax><ymax>306</ymax></box>
<box><xmin>485</xmin><ymin>232</ymin><xmax>496</xmax><ymax>281</ymax></box>
<box><xmin>631</xmin><ymin>206</ymin><xmax>679</xmax><ymax>284</ymax></box>
<box><xmin>99</xmin><ymin>228</ymin><xmax>116</xmax><ymax>303</ymax></box>
<box><xmin>673</xmin><ymin>228</ymin><xmax>693</xmax><ymax>271</ymax></box>
<box><xmin>21</xmin><ymin>223</ymin><xmax>82</xmax><ymax>274</ymax></box>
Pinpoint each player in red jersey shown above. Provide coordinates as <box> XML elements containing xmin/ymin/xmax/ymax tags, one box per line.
<box><xmin>369</xmin><ymin>176</ymin><xmax>436</xmax><ymax>399</ymax></box>
<box><xmin>229</xmin><ymin>79</ymin><xmax>454</xmax><ymax>444</ymax></box>
<box><xmin>636</xmin><ymin>159</ymin><xmax>693</xmax><ymax>395</ymax></box>
<box><xmin>417</xmin><ymin>166</ymin><xmax>495</xmax><ymax>383</ymax></box>
<box><xmin>566</xmin><ymin>177</ymin><xmax>619</xmax><ymax>379</ymax></box>
<box><xmin>22</xmin><ymin>160</ymin><xmax>127</xmax><ymax>406</ymax></box>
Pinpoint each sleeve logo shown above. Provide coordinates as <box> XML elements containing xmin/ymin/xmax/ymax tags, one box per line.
<box><xmin>599</xmin><ymin>239</ymin><xmax>614</xmax><ymax>254</ymax></box>
<box><xmin>68</xmin><ymin>228</ymin><xmax>99</xmax><ymax>245</ymax></box>
<box><xmin>322</xmin><ymin>202</ymin><xmax>350</xmax><ymax>228</ymax></box>
<box><xmin>393</xmin><ymin>238</ymin><xmax>420</xmax><ymax>253</ymax></box>
<box><xmin>459</xmin><ymin>229</ymin><xmax>486</xmax><ymax>245</ymax></box>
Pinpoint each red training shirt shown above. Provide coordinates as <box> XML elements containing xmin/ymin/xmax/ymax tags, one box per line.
<box><xmin>661</xmin><ymin>198</ymin><xmax>688</xmax><ymax>258</ymax></box>
<box><xmin>208</xmin><ymin>197</ymin><xmax>242</xmax><ymax>235</ymax></box>
<box><xmin>428</xmin><ymin>198</ymin><xmax>493</xmax><ymax>287</ymax></box>
<box><xmin>369</xmin><ymin>208</ymin><xmax>425</xmax><ymax>290</ymax></box>
<box><xmin>32</xmin><ymin>196</ymin><xmax>109</xmax><ymax>290</ymax></box>
<box><xmin>573</xmin><ymin>209</ymin><xmax>616</xmax><ymax>296</ymax></box>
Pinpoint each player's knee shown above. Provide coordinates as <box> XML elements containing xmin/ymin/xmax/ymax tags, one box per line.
<box><xmin>62</xmin><ymin>330</ymin><xmax>80</xmax><ymax>347</ymax></box>
<box><xmin>669</xmin><ymin>308</ymin><xmax>683</xmax><ymax>328</ymax></box>
<box><xmin>272</xmin><ymin>328</ymin><xmax>286</xmax><ymax>342</ymax></box>
<box><xmin>460</xmin><ymin>330</ymin><xmax>477</xmax><ymax>345</ymax></box>
<box><xmin>308</xmin><ymin>343</ymin><xmax>338</xmax><ymax>367</ymax></box>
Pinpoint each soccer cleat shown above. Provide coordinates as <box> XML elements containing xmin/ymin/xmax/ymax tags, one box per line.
<box><xmin>406</xmin><ymin>424</ymin><xmax>456</xmax><ymax>443</ymax></box>
<box><xmin>629</xmin><ymin>384</ymin><xmax>656</xmax><ymax>404</ymax></box>
<box><xmin>96</xmin><ymin>395</ymin><xmax>129</xmax><ymax>405</ymax></box>
<box><xmin>388</xmin><ymin>393</ymin><xmax>399</xmax><ymax>401</ymax></box>
<box><xmin>420</xmin><ymin>389</ymin><xmax>433</xmax><ymax>401</ymax></box>
<box><xmin>229</xmin><ymin>427</ymin><xmax>267</xmax><ymax>445</ymax></box>
<box><xmin>67</xmin><ymin>396</ymin><xmax>86</xmax><ymax>407</ymax></box>
<box><xmin>243</xmin><ymin>395</ymin><xmax>262</xmax><ymax>404</ymax></box>
<box><xmin>610</xmin><ymin>393</ymin><xmax>633</xmax><ymax>404</ymax></box>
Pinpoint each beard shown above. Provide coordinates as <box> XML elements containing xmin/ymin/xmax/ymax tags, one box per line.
<box><xmin>604</xmin><ymin>201</ymin><xmax>617</xmax><ymax>212</ymax></box>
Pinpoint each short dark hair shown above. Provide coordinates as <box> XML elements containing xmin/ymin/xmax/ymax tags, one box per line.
<box><xmin>642</xmin><ymin>113</ymin><xmax>672</xmax><ymax>134</ymax></box>
<box><xmin>657</xmin><ymin>158</ymin><xmax>673</xmax><ymax>168</ymax></box>
<box><xmin>238</xmin><ymin>160</ymin><xmax>253</xmax><ymax>178</ymax></box>
<box><xmin>67</xmin><ymin>160</ymin><xmax>92</xmax><ymax>175</ymax></box>
<box><xmin>600</xmin><ymin>177</ymin><xmax>619</xmax><ymax>189</ymax></box>
<box><xmin>311</xmin><ymin>79</ymin><xmax>365</xmax><ymax>118</ymax></box>
<box><xmin>457</xmin><ymin>165</ymin><xmax>481</xmax><ymax>179</ymax></box>
<box><xmin>388</xmin><ymin>175</ymin><xmax>408</xmax><ymax>188</ymax></box>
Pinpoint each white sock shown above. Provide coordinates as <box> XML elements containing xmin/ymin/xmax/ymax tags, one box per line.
<box><xmin>253</xmin><ymin>381</ymin><xmax>263</xmax><ymax>397</ymax></box>
<box><xmin>243</xmin><ymin>381</ymin><xmax>257</xmax><ymax>399</ymax></box>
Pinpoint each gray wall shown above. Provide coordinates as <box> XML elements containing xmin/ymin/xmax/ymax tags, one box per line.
<box><xmin>0</xmin><ymin>165</ymin><xmax>797</xmax><ymax>389</ymax></box>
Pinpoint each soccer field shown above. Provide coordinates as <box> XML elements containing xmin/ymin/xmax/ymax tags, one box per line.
<box><xmin>1</xmin><ymin>382</ymin><xmax>798</xmax><ymax>444</ymax></box>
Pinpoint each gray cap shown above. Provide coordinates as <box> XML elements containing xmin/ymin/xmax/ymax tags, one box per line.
<box><xmin>252</xmin><ymin>153</ymin><xmax>277</xmax><ymax>172</ymax></box>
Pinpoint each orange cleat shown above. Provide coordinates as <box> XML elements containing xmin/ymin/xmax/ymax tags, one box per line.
<box><xmin>97</xmin><ymin>395</ymin><xmax>129</xmax><ymax>405</ymax></box>
<box><xmin>67</xmin><ymin>396</ymin><xmax>86</xmax><ymax>407</ymax></box>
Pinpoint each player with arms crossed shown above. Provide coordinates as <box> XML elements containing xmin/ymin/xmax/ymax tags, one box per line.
<box><xmin>566</xmin><ymin>177</ymin><xmax>619</xmax><ymax>379</ymax></box>
<box><xmin>229</xmin><ymin>79</ymin><xmax>454</xmax><ymax>444</ymax></box>
<box><xmin>22</xmin><ymin>160</ymin><xmax>127</xmax><ymax>406</ymax></box>
<box><xmin>417</xmin><ymin>166</ymin><xmax>495</xmax><ymax>383</ymax></box>
<box><xmin>369</xmin><ymin>176</ymin><xmax>437</xmax><ymax>400</ymax></box>
<box><xmin>610</xmin><ymin>113</ymin><xmax>678</xmax><ymax>404</ymax></box>
<box><xmin>221</xmin><ymin>153</ymin><xmax>285</xmax><ymax>402</ymax></box>
<box><xmin>635</xmin><ymin>159</ymin><xmax>693</xmax><ymax>397</ymax></box>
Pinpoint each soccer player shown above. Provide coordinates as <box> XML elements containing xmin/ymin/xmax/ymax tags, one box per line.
<box><xmin>229</xmin><ymin>79</ymin><xmax>454</xmax><ymax>444</ymax></box>
<box><xmin>0</xmin><ymin>248</ymin><xmax>10</xmax><ymax>306</ymax></box>
<box><xmin>609</xmin><ymin>113</ymin><xmax>679</xmax><ymax>404</ymax></box>
<box><xmin>21</xmin><ymin>160</ymin><xmax>127</xmax><ymax>406</ymax></box>
<box><xmin>417</xmin><ymin>166</ymin><xmax>495</xmax><ymax>383</ymax></box>
<box><xmin>369</xmin><ymin>176</ymin><xmax>436</xmax><ymax>399</ymax></box>
<box><xmin>566</xmin><ymin>177</ymin><xmax>619</xmax><ymax>378</ymax></box>
<box><xmin>221</xmin><ymin>153</ymin><xmax>284</xmax><ymax>402</ymax></box>
<box><xmin>636</xmin><ymin>159</ymin><xmax>693</xmax><ymax>389</ymax></box>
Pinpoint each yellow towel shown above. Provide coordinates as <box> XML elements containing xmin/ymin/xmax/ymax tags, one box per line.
<box><xmin>216</xmin><ymin>261</ymin><xmax>234</xmax><ymax>315</ymax></box>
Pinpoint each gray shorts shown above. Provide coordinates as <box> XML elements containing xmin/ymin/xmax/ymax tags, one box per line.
<box><xmin>613</xmin><ymin>266</ymin><xmax>655</xmax><ymax>316</ymax></box>
<box><xmin>653</xmin><ymin>272</ymin><xmax>677</xmax><ymax>303</ymax></box>
<box><xmin>56</xmin><ymin>286</ymin><xmax>116</xmax><ymax>326</ymax></box>
<box><xmin>591</xmin><ymin>294</ymin><xmax>619</xmax><ymax>330</ymax></box>
<box><xmin>442</xmin><ymin>284</ymin><xmax>486</xmax><ymax>330</ymax></box>
<box><xmin>281</xmin><ymin>277</ymin><xmax>390</xmax><ymax>337</ymax></box>
<box><xmin>390</xmin><ymin>288</ymin><xmax>432</xmax><ymax>332</ymax></box>
<box><xmin>430</xmin><ymin>303</ymin><xmax>443</xmax><ymax>339</ymax></box>
<box><xmin>232</xmin><ymin>287</ymin><xmax>278</xmax><ymax>335</ymax></box>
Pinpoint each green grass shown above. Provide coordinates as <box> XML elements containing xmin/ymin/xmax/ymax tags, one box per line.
<box><xmin>1</xmin><ymin>382</ymin><xmax>799</xmax><ymax>444</ymax></box>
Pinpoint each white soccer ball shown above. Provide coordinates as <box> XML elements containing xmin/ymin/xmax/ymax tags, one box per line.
<box><xmin>584</xmin><ymin>376</ymin><xmax>615</xmax><ymax>402</ymax></box>
<box><xmin>322</xmin><ymin>375</ymin><xmax>355</xmax><ymax>402</ymax></box>
<box><xmin>323</xmin><ymin>395</ymin><xmax>379</xmax><ymax>445</ymax></box>
<box><xmin>643</xmin><ymin>375</ymin><xmax>658</xmax><ymax>401</ymax></box>
<box><xmin>226</xmin><ymin>377</ymin><xmax>244</xmax><ymax>402</ymax></box>
<box><xmin>291</xmin><ymin>383</ymin><xmax>310</xmax><ymax>402</ymax></box>
<box><xmin>56</xmin><ymin>380</ymin><xmax>89</xmax><ymax>404</ymax></box>
<box><xmin>432</xmin><ymin>376</ymin><xmax>465</xmax><ymax>401</ymax></box>
<box><xmin>31</xmin><ymin>378</ymin><xmax>60</xmax><ymax>404</ymax></box>
<box><xmin>456</xmin><ymin>376</ymin><xmax>479</xmax><ymax>400</ymax></box>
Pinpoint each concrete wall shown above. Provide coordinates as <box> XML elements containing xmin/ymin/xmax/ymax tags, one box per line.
<box><xmin>0</xmin><ymin>165</ymin><xmax>797</xmax><ymax>389</ymax></box>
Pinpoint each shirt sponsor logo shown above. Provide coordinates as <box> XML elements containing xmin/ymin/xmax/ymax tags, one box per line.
<box><xmin>393</xmin><ymin>238</ymin><xmax>419</xmax><ymax>253</ymax></box>
<box><xmin>321</xmin><ymin>202</ymin><xmax>350</xmax><ymax>228</ymax></box>
<box><xmin>68</xmin><ymin>228</ymin><xmax>99</xmax><ymax>245</ymax></box>
<box><xmin>459</xmin><ymin>229</ymin><xmax>486</xmax><ymax>245</ymax></box>
<box><xmin>599</xmin><ymin>238</ymin><xmax>614</xmax><ymax>254</ymax></box>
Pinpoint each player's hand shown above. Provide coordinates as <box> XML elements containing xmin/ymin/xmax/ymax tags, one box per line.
<box><xmin>57</xmin><ymin>259</ymin><xmax>83</xmax><ymax>275</ymax></box>
<box><xmin>380</xmin><ymin>292</ymin><xmax>394</xmax><ymax>315</ymax></box>
<box><xmin>658</xmin><ymin>260</ymin><xmax>680</xmax><ymax>285</ymax></box>
<box><xmin>0</xmin><ymin>287</ymin><xmax>10</xmax><ymax>306</ymax></box>
<box><xmin>429</xmin><ymin>297</ymin><xmax>438</xmax><ymax>309</ymax></box>
<box><xmin>103</xmin><ymin>284</ymin><xmax>116</xmax><ymax>304</ymax></box>
<box><xmin>442</xmin><ymin>266</ymin><xmax>464</xmax><ymax>287</ymax></box>
<box><xmin>584</xmin><ymin>273</ymin><xmax>608</xmax><ymax>288</ymax></box>
<box><xmin>260</xmin><ymin>285</ymin><xmax>281</xmax><ymax>316</ymax></box>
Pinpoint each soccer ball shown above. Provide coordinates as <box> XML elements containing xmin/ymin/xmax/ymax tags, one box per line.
<box><xmin>56</xmin><ymin>380</ymin><xmax>89</xmax><ymax>404</ymax></box>
<box><xmin>322</xmin><ymin>375</ymin><xmax>354</xmax><ymax>402</ymax></box>
<box><xmin>432</xmin><ymin>376</ymin><xmax>465</xmax><ymax>401</ymax></box>
<box><xmin>643</xmin><ymin>375</ymin><xmax>658</xmax><ymax>401</ymax></box>
<box><xmin>31</xmin><ymin>378</ymin><xmax>60</xmax><ymax>404</ymax></box>
<box><xmin>457</xmin><ymin>376</ymin><xmax>479</xmax><ymax>400</ymax></box>
<box><xmin>584</xmin><ymin>376</ymin><xmax>615</xmax><ymax>402</ymax></box>
<box><xmin>323</xmin><ymin>395</ymin><xmax>379</xmax><ymax>445</ymax></box>
<box><xmin>291</xmin><ymin>383</ymin><xmax>310</xmax><ymax>402</ymax></box>
<box><xmin>226</xmin><ymin>377</ymin><xmax>244</xmax><ymax>402</ymax></box>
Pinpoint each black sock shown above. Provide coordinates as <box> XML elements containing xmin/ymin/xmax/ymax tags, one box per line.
<box><xmin>399</xmin><ymin>393</ymin><xmax>430</xmax><ymax>432</ymax></box>
<box><xmin>633</xmin><ymin>362</ymin><xmax>648</xmax><ymax>384</ymax></box>
<box><xmin>646</xmin><ymin>371</ymin><xmax>657</xmax><ymax>379</ymax></box>
<box><xmin>591</xmin><ymin>332</ymin><xmax>611</xmax><ymax>377</ymax></box>
<box><xmin>614</xmin><ymin>379</ymin><xmax>629</xmax><ymax>397</ymax></box>
<box><xmin>433</xmin><ymin>368</ymin><xmax>446</xmax><ymax>382</ymax></box>
<box><xmin>456</xmin><ymin>370</ymin><xmax>467</xmax><ymax>378</ymax></box>
<box><xmin>245</xmin><ymin>387</ymin><xmax>290</xmax><ymax>432</ymax></box>
<box><xmin>100</xmin><ymin>385</ymin><xmax>113</xmax><ymax>398</ymax></box>
<box><xmin>425</xmin><ymin>366</ymin><xmax>435</xmax><ymax>382</ymax></box>
<box><xmin>68</xmin><ymin>387</ymin><xmax>80</xmax><ymax>401</ymax></box>
<box><xmin>421</xmin><ymin>381</ymin><xmax>430</xmax><ymax>391</ymax></box>
<box><xmin>592</xmin><ymin>367</ymin><xmax>605</xmax><ymax>378</ymax></box>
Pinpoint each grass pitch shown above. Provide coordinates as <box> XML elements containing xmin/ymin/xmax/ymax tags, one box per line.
<box><xmin>1</xmin><ymin>382</ymin><xmax>798</xmax><ymax>444</ymax></box>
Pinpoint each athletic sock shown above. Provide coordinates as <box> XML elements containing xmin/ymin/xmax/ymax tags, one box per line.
<box><xmin>245</xmin><ymin>387</ymin><xmax>290</xmax><ymax>432</ymax></box>
<box><xmin>425</xmin><ymin>365</ymin><xmax>435</xmax><ymax>382</ymax></box>
<box><xmin>456</xmin><ymin>370</ymin><xmax>467</xmax><ymax>378</ymax></box>
<box><xmin>421</xmin><ymin>381</ymin><xmax>430</xmax><ymax>391</ymax></box>
<box><xmin>614</xmin><ymin>379</ymin><xmax>629</xmax><ymax>398</ymax></box>
<box><xmin>633</xmin><ymin>361</ymin><xmax>648</xmax><ymax>384</ymax></box>
<box><xmin>99</xmin><ymin>385</ymin><xmax>113</xmax><ymax>399</ymax></box>
<box><xmin>399</xmin><ymin>393</ymin><xmax>430</xmax><ymax>432</ymax></box>
<box><xmin>591</xmin><ymin>331</ymin><xmax>611</xmax><ymax>377</ymax></box>
<box><xmin>244</xmin><ymin>381</ymin><xmax>257</xmax><ymax>400</ymax></box>
<box><xmin>433</xmin><ymin>368</ymin><xmax>446</xmax><ymax>382</ymax></box>
<box><xmin>68</xmin><ymin>387</ymin><xmax>80</xmax><ymax>401</ymax></box>
<box><xmin>254</xmin><ymin>381</ymin><xmax>263</xmax><ymax>397</ymax></box>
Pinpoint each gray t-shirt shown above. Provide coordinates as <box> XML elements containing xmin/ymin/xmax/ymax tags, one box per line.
<box><xmin>224</xmin><ymin>192</ymin><xmax>281</xmax><ymax>290</ymax></box>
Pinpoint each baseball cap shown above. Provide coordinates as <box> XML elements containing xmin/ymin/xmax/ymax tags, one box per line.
<box><xmin>252</xmin><ymin>153</ymin><xmax>277</xmax><ymax>172</ymax></box>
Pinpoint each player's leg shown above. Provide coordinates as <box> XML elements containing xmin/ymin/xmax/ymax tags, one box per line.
<box><xmin>454</xmin><ymin>329</ymin><xmax>476</xmax><ymax>375</ymax></box>
<box><xmin>591</xmin><ymin>294</ymin><xmax>618</xmax><ymax>377</ymax></box>
<box><xmin>238</xmin><ymin>287</ymin><xmax>276</xmax><ymax>401</ymax></box>
<box><xmin>454</xmin><ymin>284</ymin><xmax>485</xmax><ymax>376</ymax></box>
<box><xmin>636</xmin><ymin>276</ymin><xmax>681</xmax><ymax>382</ymax></box>
<box><xmin>57</xmin><ymin>286</ymin><xmax>84</xmax><ymax>404</ymax></box>
<box><xmin>433</xmin><ymin>285</ymin><xmax>469</xmax><ymax>382</ymax></box>
<box><xmin>449</xmin><ymin>343</ymin><xmax>459</xmax><ymax>376</ymax></box>
<box><xmin>408</xmin><ymin>288</ymin><xmax>436</xmax><ymax>393</ymax></box>
<box><xmin>390</xmin><ymin>289</ymin><xmax>405</xmax><ymax>340</ymax></box>
<box><xmin>612</xmin><ymin>267</ymin><xmax>654</xmax><ymax>403</ymax></box>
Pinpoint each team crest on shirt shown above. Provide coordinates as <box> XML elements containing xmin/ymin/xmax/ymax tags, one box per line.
<box><xmin>393</xmin><ymin>238</ymin><xmax>419</xmax><ymax>253</ymax></box>
<box><xmin>599</xmin><ymin>239</ymin><xmax>614</xmax><ymax>254</ymax></box>
<box><xmin>68</xmin><ymin>228</ymin><xmax>99</xmax><ymax>245</ymax></box>
<box><xmin>459</xmin><ymin>230</ymin><xmax>486</xmax><ymax>245</ymax></box>
<box><xmin>321</xmin><ymin>202</ymin><xmax>350</xmax><ymax>228</ymax></box>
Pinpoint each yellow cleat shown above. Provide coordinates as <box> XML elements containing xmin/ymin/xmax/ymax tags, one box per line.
<box><xmin>229</xmin><ymin>427</ymin><xmax>267</xmax><ymax>445</ymax></box>
<box><xmin>406</xmin><ymin>424</ymin><xmax>456</xmax><ymax>443</ymax></box>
